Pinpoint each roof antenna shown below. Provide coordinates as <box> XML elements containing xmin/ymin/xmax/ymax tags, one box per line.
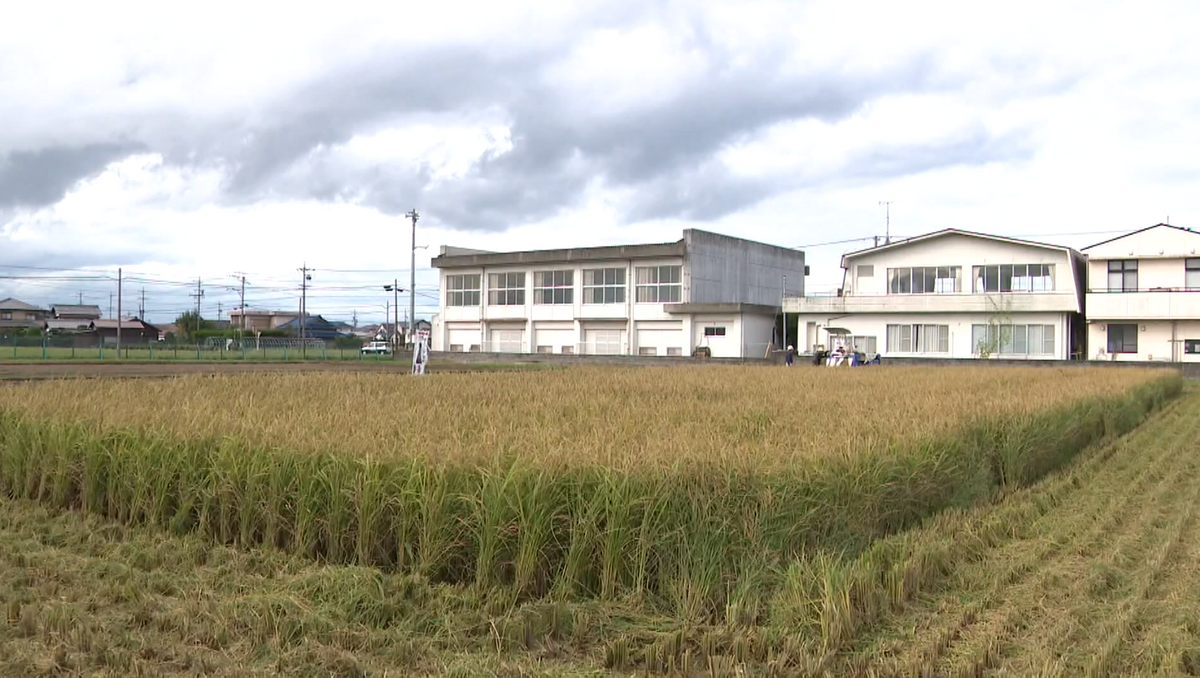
<box><xmin>879</xmin><ymin>201</ymin><xmax>895</xmax><ymax>244</ymax></box>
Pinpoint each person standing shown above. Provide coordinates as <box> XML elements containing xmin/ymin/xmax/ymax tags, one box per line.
<box><xmin>785</xmin><ymin>344</ymin><xmax>795</xmax><ymax>367</ymax></box>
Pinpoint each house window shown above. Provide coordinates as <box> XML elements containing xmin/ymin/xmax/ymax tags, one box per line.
<box><xmin>971</xmin><ymin>324</ymin><xmax>1056</xmax><ymax>356</ymax></box>
<box><xmin>638</xmin><ymin>347</ymin><xmax>657</xmax><ymax>356</ymax></box>
<box><xmin>972</xmin><ymin>264</ymin><xmax>1055</xmax><ymax>293</ymax></box>
<box><xmin>582</xmin><ymin>268</ymin><xmax>626</xmax><ymax>304</ymax></box>
<box><xmin>1107</xmin><ymin>260</ymin><xmax>1138</xmax><ymax>292</ymax></box>
<box><xmin>1185</xmin><ymin>339</ymin><xmax>1200</xmax><ymax>355</ymax></box>
<box><xmin>666</xmin><ymin>347</ymin><xmax>684</xmax><ymax>356</ymax></box>
<box><xmin>857</xmin><ymin>265</ymin><xmax>874</xmax><ymax>278</ymax></box>
<box><xmin>1107</xmin><ymin>323</ymin><xmax>1138</xmax><ymax>354</ymax></box>
<box><xmin>0</xmin><ymin>311</ymin><xmax>10</xmax><ymax>320</ymax></box>
<box><xmin>888</xmin><ymin>267</ymin><xmax>960</xmax><ymax>294</ymax></box>
<box><xmin>635</xmin><ymin>265</ymin><xmax>683</xmax><ymax>303</ymax></box>
<box><xmin>449</xmin><ymin>344</ymin><xmax>463</xmax><ymax>352</ymax></box>
<box><xmin>487</xmin><ymin>272</ymin><xmax>526</xmax><ymax>306</ymax></box>
<box><xmin>445</xmin><ymin>274</ymin><xmax>481</xmax><ymax>307</ymax></box>
<box><xmin>703</xmin><ymin>326</ymin><xmax>726</xmax><ymax>337</ymax></box>
<box><xmin>886</xmin><ymin>324</ymin><xmax>949</xmax><ymax>353</ymax></box>
<box><xmin>534</xmin><ymin>270</ymin><xmax>574</xmax><ymax>305</ymax></box>
<box><xmin>1186</xmin><ymin>259</ymin><xmax>1200</xmax><ymax>290</ymax></box>
<box><xmin>536</xmin><ymin>345</ymin><xmax>553</xmax><ymax>354</ymax></box>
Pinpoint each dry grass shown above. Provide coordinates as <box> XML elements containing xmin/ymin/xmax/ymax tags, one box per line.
<box><xmin>0</xmin><ymin>365</ymin><xmax>1179</xmax><ymax>472</ymax></box>
<box><xmin>0</xmin><ymin>365</ymin><xmax>1184</xmax><ymax>624</ymax></box>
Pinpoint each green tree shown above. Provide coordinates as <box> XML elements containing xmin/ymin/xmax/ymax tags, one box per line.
<box><xmin>174</xmin><ymin>311</ymin><xmax>214</xmax><ymax>342</ymax></box>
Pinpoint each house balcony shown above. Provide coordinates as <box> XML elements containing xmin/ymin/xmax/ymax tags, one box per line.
<box><xmin>1085</xmin><ymin>288</ymin><xmax>1200</xmax><ymax>320</ymax></box>
<box><xmin>784</xmin><ymin>292</ymin><xmax>1081</xmax><ymax>315</ymax></box>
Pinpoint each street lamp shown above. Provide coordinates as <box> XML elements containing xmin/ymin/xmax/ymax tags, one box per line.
<box><xmin>383</xmin><ymin>282</ymin><xmax>405</xmax><ymax>358</ymax></box>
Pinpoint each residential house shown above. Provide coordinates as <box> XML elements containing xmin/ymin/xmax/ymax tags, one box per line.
<box><xmin>50</xmin><ymin>304</ymin><xmax>102</xmax><ymax>322</ymax></box>
<box><xmin>1082</xmin><ymin>223</ymin><xmax>1200</xmax><ymax>362</ymax></box>
<box><xmin>0</xmin><ymin>298</ymin><xmax>47</xmax><ymax>330</ymax></box>
<box><xmin>227</xmin><ymin>309</ymin><xmax>300</xmax><ymax>331</ymax></box>
<box><xmin>785</xmin><ymin>229</ymin><xmax>1087</xmax><ymax>360</ymax></box>
<box><xmin>430</xmin><ymin>228</ymin><xmax>806</xmax><ymax>358</ymax></box>
<box><xmin>87</xmin><ymin>319</ymin><xmax>160</xmax><ymax>346</ymax></box>
<box><xmin>276</xmin><ymin>314</ymin><xmax>344</xmax><ymax>340</ymax></box>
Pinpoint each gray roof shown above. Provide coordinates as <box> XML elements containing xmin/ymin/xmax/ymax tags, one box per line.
<box><xmin>90</xmin><ymin>319</ymin><xmax>147</xmax><ymax>330</ymax></box>
<box><xmin>45</xmin><ymin>319</ymin><xmax>91</xmax><ymax>331</ymax></box>
<box><xmin>0</xmin><ymin>298</ymin><xmax>44</xmax><ymax>311</ymax></box>
<box><xmin>51</xmin><ymin>304</ymin><xmax>103</xmax><ymax>318</ymax></box>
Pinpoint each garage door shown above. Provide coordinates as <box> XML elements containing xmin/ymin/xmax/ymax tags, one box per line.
<box><xmin>446</xmin><ymin>326</ymin><xmax>481</xmax><ymax>352</ymax></box>
<box><xmin>534</xmin><ymin>328</ymin><xmax>575</xmax><ymax>354</ymax></box>
<box><xmin>489</xmin><ymin>328</ymin><xmax>525</xmax><ymax>353</ymax></box>
<box><xmin>636</xmin><ymin>327</ymin><xmax>685</xmax><ymax>357</ymax></box>
<box><xmin>583</xmin><ymin>329</ymin><xmax>623</xmax><ymax>355</ymax></box>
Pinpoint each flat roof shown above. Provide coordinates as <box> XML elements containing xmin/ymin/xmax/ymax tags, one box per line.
<box><xmin>432</xmin><ymin>239</ymin><xmax>687</xmax><ymax>269</ymax></box>
<box><xmin>664</xmin><ymin>302</ymin><xmax>779</xmax><ymax>315</ymax></box>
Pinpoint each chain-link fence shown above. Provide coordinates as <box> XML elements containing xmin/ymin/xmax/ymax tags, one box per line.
<box><xmin>0</xmin><ymin>334</ymin><xmax>412</xmax><ymax>362</ymax></box>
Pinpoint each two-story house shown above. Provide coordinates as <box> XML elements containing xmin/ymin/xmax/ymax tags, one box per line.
<box><xmin>1082</xmin><ymin>223</ymin><xmax>1200</xmax><ymax>362</ymax></box>
<box><xmin>786</xmin><ymin>229</ymin><xmax>1087</xmax><ymax>360</ymax></box>
<box><xmin>0</xmin><ymin>298</ymin><xmax>48</xmax><ymax>330</ymax></box>
<box><xmin>429</xmin><ymin>229</ymin><xmax>806</xmax><ymax>358</ymax></box>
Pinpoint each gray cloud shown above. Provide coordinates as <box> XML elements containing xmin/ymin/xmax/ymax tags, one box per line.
<box><xmin>0</xmin><ymin>142</ymin><xmax>145</xmax><ymax>208</ymax></box>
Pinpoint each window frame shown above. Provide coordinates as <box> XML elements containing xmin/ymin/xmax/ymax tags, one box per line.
<box><xmin>487</xmin><ymin>272</ymin><xmax>526</xmax><ymax>306</ymax></box>
<box><xmin>703</xmin><ymin>326</ymin><xmax>727</xmax><ymax>337</ymax></box>
<box><xmin>1186</xmin><ymin>258</ymin><xmax>1200</xmax><ymax>291</ymax></box>
<box><xmin>1107</xmin><ymin>260</ymin><xmax>1138</xmax><ymax>293</ymax></box>
<box><xmin>445</xmin><ymin>274</ymin><xmax>482</xmax><ymax>307</ymax></box>
<box><xmin>634</xmin><ymin>265</ymin><xmax>683</xmax><ymax>304</ymax></box>
<box><xmin>1107</xmin><ymin>323</ymin><xmax>1138</xmax><ymax>354</ymax></box>
<box><xmin>973</xmin><ymin>264</ymin><xmax>1055</xmax><ymax>293</ymax></box>
<box><xmin>888</xmin><ymin>266</ymin><xmax>960</xmax><ymax>294</ymax></box>
<box><xmin>533</xmin><ymin>269</ymin><xmax>574</xmax><ymax>305</ymax></box>
<box><xmin>582</xmin><ymin>268</ymin><xmax>626</xmax><ymax>305</ymax></box>
<box><xmin>886</xmin><ymin>324</ymin><xmax>949</xmax><ymax>354</ymax></box>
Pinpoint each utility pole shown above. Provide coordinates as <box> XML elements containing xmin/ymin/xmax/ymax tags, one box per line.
<box><xmin>108</xmin><ymin>293</ymin><xmax>113</xmax><ymax>319</ymax></box>
<box><xmin>406</xmin><ymin>208</ymin><xmax>420</xmax><ymax>349</ymax></box>
<box><xmin>383</xmin><ymin>280</ymin><xmax>404</xmax><ymax>359</ymax></box>
<box><xmin>299</xmin><ymin>264</ymin><xmax>312</xmax><ymax>358</ymax></box>
<box><xmin>139</xmin><ymin>287</ymin><xmax>145</xmax><ymax>320</ymax></box>
<box><xmin>217</xmin><ymin>302</ymin><xmax>223</xmax><ymax>321</ymax></box>
<box><xmin>78</xmin><ymin>291</ymin><xmax>83</xmax><ymax>305</ymax></box>
<box><xmin>879</xmin><ymin>201</ymin><xmax>895</xmax><ymax>245</ymax></box>
<box><xmin>189</xmin><ymin>278</ymin><xmax>205</xmax><ymax>340</ymax></box>
<box><xmin>782</xmin><ymin>274</ymin><xmax>787</xmax><ymax>353</ymax></box>
<box><xmin>352</xmin><ymin>310</ymin><xmax>358</xmax><ymax>333</ymax></box>
<box><xmin>116</xmin><ymin>268</ymin><xmax>122</xmax><ymax>356</ymax></box>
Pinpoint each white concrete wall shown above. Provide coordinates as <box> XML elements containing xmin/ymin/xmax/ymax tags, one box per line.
<box><xmin>845</xmin><ymin>233</ymin><xmax>1080</xmax><ymax>302</ymax></box>
<box><xmin>792</xmin><ymin>311</ymin><xmax>1072</xmax><ymax>360</ymax></box>
<box><xmin>1087</xmin><ymin>319</ymin><xmax>1200</xmax><ymax>363</ymax></box>
<box><xmin>690</xmin><ymin>313</ymin><xmax>741</xmax><ymax>358</ymax></box>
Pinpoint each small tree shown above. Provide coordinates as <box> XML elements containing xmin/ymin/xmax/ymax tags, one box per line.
<box><xmin>174</xmin><ymin>311</ymin><xmax>215</xmax><ymax>342</ymax></box>
<box><xmin>975</xmin><ymin>294</ymin><xmax>1014</xmax><ymax>358</ymax></box>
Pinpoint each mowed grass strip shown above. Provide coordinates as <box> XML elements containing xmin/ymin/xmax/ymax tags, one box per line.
<box><xmin>0</xmin><ymin>366</ymin><xmax>1183</xmax><ymax>623</ymax></box>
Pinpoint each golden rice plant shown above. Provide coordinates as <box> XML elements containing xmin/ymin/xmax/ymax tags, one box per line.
<box><xmin>0</xmin><ymin>365</ymin><xmax>1183</xmax><ymax>621</ymax></box>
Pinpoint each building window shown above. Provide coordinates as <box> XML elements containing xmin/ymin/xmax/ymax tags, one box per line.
<box><xmin>536</xmin><ymin>345</ymin><xmax>553</xmax><ymax>354</ymax></box>
<box><xmin>445</xmin><ymin>274</ymin><xmax>481</xmax><ymax>307</ymax></box>
<box><xmin>491</xmin><ymin>329</ymin><xmax>523</xmax><ymax>353</ymax></box>
<box><xmin>1187</xmin><ymin>259</ymin><xmax>1200</xmax><ymax>290</ymax></box>
<box><xmin>1185</xmin><ymin>339</ymin><xmax>1200</xmax><ymax>355</ymax></box>
<box><xmin>857</xmin><ymin>265</ymin><xmax>874</xmax><ymax>278</ymax></box>
<box><xmin>487</xmin><ymin>272</ymin><xmax>526</xmax><ymax>306</ymax></box>
<box><xmin>971</xmin><ymin>324</ymin><xmax>1056</xmax><ymax>356</ymax></box>
<box><xmin>885</xmin><ymin>324</ymin><xmax>949</xmax><ymax>353</ymax></box>
<box><xmin>703</xmin><ymin>326</ymin><xmax>726</xmax><ymax>337</ymax></box>
<box><xmin>848</xmin><ymin>335</ymin><xmax>877</xmax><ymax>355</ymax></box>
<box><xmin>635</xmin><ymin>265</ymin><xmax>683</xmax><ymax>303</ymax></box>
<box><xmin>582</xmin><ymin>268</ymin><xmax>626</xmax><ymax>304</ymax></box>
<box><xmin>449</xmin><ymin>344</ymin><xmax>463</xmax><ymax>352</ymax></box>
<box><xmin>638</xmin><ymin>347</ymin><xmax>657</xmax><ymax>356</ymax></box>
<box><xmin>534</xmin><ymin>270</ymin><xmax>574</xmax><ymax>305</ymax></box>
<box><xmin>667</xmin><ymin>347</ymin><xmax>683</xmax><ymax>356</ymax></box>
<box><xmin>888</xmin><ymin>267</ymin><xmax>960</xmax><ymax>294</ymax></box>
<box><xmin>1107</xmin><ymin>323</ymin><xmax>1138</xmax><ymax>353</ymax></box>
<box><xmin>585</xmin><ymin>329</ymin><xmax>622</xmax><ymax>355</ymax></box>
<box><xmin>0</xmin><ymin>311</ymin><xmax>10</xmax><ymax>320</ymax></box>
<box><xmin>972</xmin><ymin>264</ymin><xmax>1055</xmax><ymax>293</ymax></box>
<box><xmin>1107</xmin><ymin>260</ymin><xmax>1138</xmax><ymax>292</ymax></box>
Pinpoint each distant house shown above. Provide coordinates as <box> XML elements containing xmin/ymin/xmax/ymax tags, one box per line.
<box><xmin>87</xmin><ymin>319</ymin><xmax>160</xmax><ymax>345</ymax></box>
<box><xmin>227</xmin><ymin>309</ymin><xmax>300</xmax><ymax>331</ymax></box>
<box><xmin>0</xmin><ymin>298</ymin><xmax>47</xmax><ymax>330</ymax></box>
<box><xmin>50</xmin><ymin>304</ymin><xmax>103</xmax><ymax>321</ymax></box>
<box><xmin>276</xmin><ymin>314</ymin><xmax>344</xmax><ymax>340</ymax></box>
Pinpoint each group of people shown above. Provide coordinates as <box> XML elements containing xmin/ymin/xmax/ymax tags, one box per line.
<box><xmin>783</xmin><ymin>342</ymin><xmax>876</xmax><ymax>367</ymax></box>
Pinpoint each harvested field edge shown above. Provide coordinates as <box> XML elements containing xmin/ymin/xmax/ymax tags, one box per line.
<box><xmin>0</xmin><ymin>373</ymin><xmax>1182</xmax><ymax>625</ymax></box>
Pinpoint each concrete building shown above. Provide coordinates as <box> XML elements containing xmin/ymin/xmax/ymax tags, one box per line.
<box><xmin>1082</xmin><ymin>223</ymin><xmax>1200</xmax><ymax>362</ymax></box>
<box><xmin>0</xmin><ymin>298</ymin><xmax>47</xmax><ymax>330</ymax></box>
<box><xmin>785</xmin><ymin>229</ymin><xmax>1087</xmax><ymax>360</ymax></box>
<box><xmin>429</xmin><ymin>229</ymin><xmax>806</xmax><ymax>358</ymax></box>
<box><xmin>227</xmin><ymin>309</ymin><xmax>300</xmax><ymax>331</ymax></box>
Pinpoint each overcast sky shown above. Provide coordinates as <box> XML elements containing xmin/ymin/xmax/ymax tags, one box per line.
<box><xmin>2</xmin><ymin>0</ymin><xmax>1199</xmax><ymax>323</ymax></box>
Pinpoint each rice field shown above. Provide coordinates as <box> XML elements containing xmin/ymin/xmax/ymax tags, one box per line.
<box><xmin>0</xmin><ymin>365</ymin><xmax>1189</xmax><ymax>675</ymax></box>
